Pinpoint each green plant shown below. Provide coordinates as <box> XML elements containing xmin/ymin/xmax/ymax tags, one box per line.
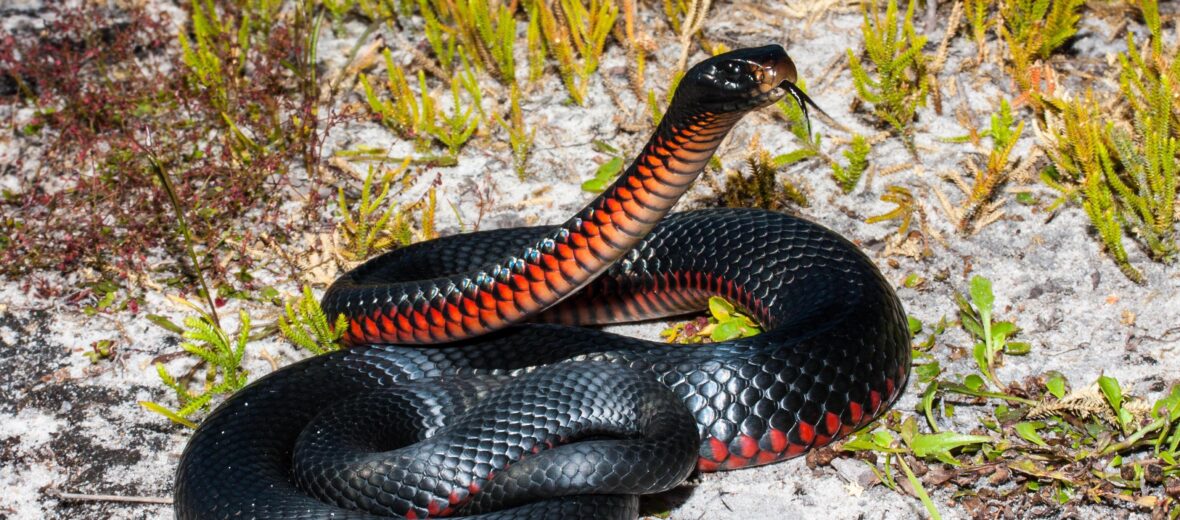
<box><xmin>531</xmin><ymin>0</ymin><xmax>618</xmax><ymax>105</ymax></box>
<box><xmin>867</xmin><ymin>185</ymin><xmax>917</xmax><ymax>237</ymax></box>
<box><xmin>964</xmin><ymin>0</ymin><xmax>995</xmax><ymax>62</ymax></box>
<box><xmin>955</xmin><ymin>275</ymin><xmax>1029</xmax><ymax>387</ymax></box>
<box><xmin>1037</xmin><ymin>0</ymin><xmax>1177</xmax><ymax>282</ymax></box>
<box><xmin>279</xmin><ymin>285</ymin><xmax>347</xmax><ymax>355</ymax></box>
<box><xmin>660</xmin><ymin>296</ymin><xmax>762</xmax><ymax>344</ymax></box>
<box><xmin>831</xmin><ymin>134</ymin><xmax>872</xmax><ymax>194</ymax></box>
<box><xmin>141</xmin><ymin>308</ymin><xmax>253</xmax><ymax>428</ymax></box>
<box><xmin>957</xmin><ymin>98</ymin><xmax>1026</xmax><ymax>232</ymax></box>
<box><xmin>581</xmin><ymin>141</ymin><xmax>626</xmax><ymax>192</ymax></box>
<box><xmin>496</xmin><ymin>83</ymin><xmax>537</xmax><ymax>179</ymax></box>
<box><xmin>718</xmin><ymin>144</ymin><xmax>809</xmax><ymax>211</ymax></box>
<box><xmin>417</xmin><ymin>0</ymin><xmax>517</xmax><ymax>82</ymax></box>
<box><xmin>848</xmin><ymin>0</ymin><xmax>929</xmax><ymax>155</ymax></box>
<box><xmin>998</xmin><ymin>0</ymin><xmax>1083</xmax><ymax>109</ymax></box>
<box><xmin>336</xmin><ymin>161</ymin><xmax>438</xmax><ymax>261</ymax></box>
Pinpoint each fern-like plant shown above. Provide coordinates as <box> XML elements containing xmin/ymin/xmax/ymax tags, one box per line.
<box><xmin>1036</xmin><ymin>0</ymin><xmax>1177</xmax><ymax>281</ymax></box>
<box><xmin>831</xmin><ymin>134</ymin><xmax>872</xmax><ymax>194</ymax></box>
<box><xmin>848</xmin><ymin>0</ymin><xmax>929</xmax><ymax>156</ymax></box>
<box><xmin>531</xmin><ymin>0</ymin><xmax>618</xmax><ymax>105</ymax></box>
<box><xmin>279</xmin><ymin>285</ymin><xmax>347</xmax><ymax>355</ymax></box>
<box><xmin>959</xmin><ymin>99</ymin><xmax>1025</xmax><ymax>231</ymax></box>
<box><xmin>140</xmin><ymin>309</ymin><xmax>252</xmax><ymax>428</ymax></box>
<box><xmin>998</xmin><ymin>0</ymin><xmax>1083</xmax><ymax>109</ymax></box>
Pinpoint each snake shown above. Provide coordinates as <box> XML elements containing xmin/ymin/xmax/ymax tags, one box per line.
<box><xmin>173</xmin><ymin>44</ymin><xmax>910</xmax><ymax>519</ymax></box>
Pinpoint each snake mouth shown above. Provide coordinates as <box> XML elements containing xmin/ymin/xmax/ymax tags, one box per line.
<box><xmin>753</xmin><ymin>47</ymin><xmax>827</xmax><ymax>134</ymax></box>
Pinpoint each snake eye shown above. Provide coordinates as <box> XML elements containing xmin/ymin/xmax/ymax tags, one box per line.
<box><xmin>722</xmin><ymin>61</ymin><xmax>744</xmax><ymax>78</ymax></box>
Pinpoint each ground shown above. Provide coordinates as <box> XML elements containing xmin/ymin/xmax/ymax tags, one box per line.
<box><xmin>1</xmin><ymin>1</ymin><xmax>1178</xmax><ymax>519</ymax></box>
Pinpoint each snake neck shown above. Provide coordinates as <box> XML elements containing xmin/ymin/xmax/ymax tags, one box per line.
<box><xmin>333</xmin><ymin>108</ymin><xmax>749</xmax><ymax>346</ymax></box>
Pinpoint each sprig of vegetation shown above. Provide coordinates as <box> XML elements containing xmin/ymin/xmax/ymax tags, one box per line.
<box><xmin>495</xmin><ymin>83</ymin><xmax>537</xmax><ymax>179</ymax></box>
<box><xmin>1036</xmin><ymin>0</ymin><xmax>1177</xmax><ymax>282</ymax></box>
<box><xmin>955</xmin><ymin>275</ymin><xmax>1029</xmax><ymax>387</ymax></box>
<box><xmin>335</xmin><ymin>160</ymin><xmax>438</xmax><ymax>261</ymax></box>
<box><xmin>831</xmin><ymin>134</ymin><xmax>872</xmax><ymax>194</ymax></box>
<box><xmin>532</xmin><ymin>0</ymin><xmax>618</xmax><ymax>105</ymax></box>
<box><xmin>867</xmin><ymin>185</ymin><xmax>918</xmax><ymax>237</ymax></box>
<box><xmin>964</xmin><ymin>0</ymin><xmax>994</xmax><ymax>62</ymax></box>
<box><xmin>717</xmin><ymin>142</ymin><xmax>809</xmax><ymax>211</ymax></box>
<box><xmin>848</xmin><ymin>0</ymin><xmax>929</xmax><ymax>156</ymax></box>
<box><xmin>279</xmin><ymin>285</ymin><xmax>347</xmax><ymax>355</ymax></box>
<box><xmin>416</xmin><ymin>0</ymin><xmax>517</xmax><ymax>82</ymax></box>
<box><xmin>998</xmin><ymin>0</ymin><xmax>1083</xmax><ymax>110</ymax></box>
<box><xmin>660</xmin><ymin>296</ymin><xmax>762</xmax><ymax>344</ymax></box>
<box><xmin>141</xmin><ymin>307</ymin><xmax>253</xmax><ymax>428</ymax></box>
<box><xmin>957</xmin><ymin>99</ymin><xmax>1025</xmax><ymax>232</ymax></box>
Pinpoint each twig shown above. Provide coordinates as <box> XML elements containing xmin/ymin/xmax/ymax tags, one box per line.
<box><xmin>51</xmin><ymin>491</ymin><xmax>173</xmax><ymax>505</ymax></box>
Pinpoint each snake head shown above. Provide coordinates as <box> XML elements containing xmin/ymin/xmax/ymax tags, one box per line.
<box><xmin>675</xmin><ymin>44</ymin><xmax>825</xmax><ymax>131</ymax></box>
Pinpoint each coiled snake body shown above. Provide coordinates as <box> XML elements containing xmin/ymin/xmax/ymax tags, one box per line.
<box><xmin>174</xmin><ymin>45</ymin><xmax>910</xmax><ymax>519</ymax></box>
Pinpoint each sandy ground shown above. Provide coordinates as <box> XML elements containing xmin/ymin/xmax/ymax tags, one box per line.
<box><xmin>2</xmin><ymin>1</ymin><xmax>1178</xmax><ymax>519</ymax></box>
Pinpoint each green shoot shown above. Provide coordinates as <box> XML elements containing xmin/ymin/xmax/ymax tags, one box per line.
<box><xmin>955</xmin><ymin>275</ymin><xmax>1029</xmax><ymax>387</ymax></box>
<box><xmin>998</xmin><ymin>0</ymin><xmax>1083</xmax><ymax>110</ymax></box>
<box><xmin>831</xmin><ymin>134</ymin><xmax>872</xmax><ymax>194</ymax></box>
<box><xmin>660</xmin><ymin>296</ymin><xmax>762</xmax><ymax>344</ymax></box>
<box><xmin>279</xmin><ymin>285</ymin><xmax>348</xmax><ymax>355</ymax></box>
<box><xmin>532</xmin><ymin>0</ymin><xmax>618</xmax><ymax>105</ymax></box>
<box><xmin>848</xmin><ymin>0</ymin><xmax>929</xmax><ymax>156</ymax></box>
<box><xmin>958</xmin><ymin>98</ymin><xmax>1025</xmax><ymax>232</ymax></box>
<box><xmin>495</xmin><ymin>83</ymin><xmax>537</xmax><ymax>180</ymax></box>
<box><xmin>141</xmin><ymin>308</ymin><xmax>252</xmax><ymax>427</ymax></box>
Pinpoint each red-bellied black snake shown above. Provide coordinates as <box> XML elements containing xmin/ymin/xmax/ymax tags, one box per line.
<box><xmin>174</xmin><ymin>44</ymin><xmax>910</xmax><ymax>519</ymax></box>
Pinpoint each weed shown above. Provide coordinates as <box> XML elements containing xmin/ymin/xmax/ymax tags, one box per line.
<box><xmin>717</xmin><ymin>139</ymin><xmax>809</xmax><ymax>211</ymax></box>
<box><xmin>955</xmin><ymin>275</ymin><xmax>1029</xmax><ymax>387</ymax></box>
<box><xmin>954</xmin><ymin>98</ymin><xmax>1026</xmax><ymax>232</ymax></box>
<box><xmin>335</xmin><ymin>160</ymin><xmax>438</xmax><ymax>261</ymax></box>
<box><xmin>660</xmin><ymin>296</ymin><xmax>761</xmax><ymax>344</ymax></box>
<box><xmin>964</xmin><ymin>0</ymin><xmax>995</xmax><ymax>62</ymax></box>
<box><xmin>495</xmin><ymin>83</ymin><xmax>537</xmax><ymax>179</ymax></box>
<box><xmin>279</xmin><ymin>285</ymin><xmax>347</xmax><ymax>355</ymax></box>
<box><xmin>1036</xmin><ymin>0</ymin><xmax>1177</xmax><ymax>282</ymax></box>
<box><xmin>998</xmin><ymin>0</ymin><xmax>1083</xmax><ymax>110</ymax></box>
<box><xmin>362</xmin><ymin>47</ymin><xmax>480</xmax><ymax>156</ymax></box>
<box><xmin>580</xmin><ymin>141</ymin><xmax>627</xmax><ymax>192</ymax></box>
<box><xmin>848</xmin><ymin>0</ymin><xmax>929</xmax><ymax>156</ymax></box>
<box><xmin>532</xmin><ymin>0</ymin><xmax>618</xmax><ymax>105</ymax></box>
<box><xmin>141</xmin><ymin>307</ymin><xmax>253</xmax><ymax>428</ymax></box>
<box><xmin>831</xmin><ymin>134</ymin><xmax>872</xmax><ymax>194</ymax></box>
<box><xmin>867</xmin><ymin>185</ymin><xmax>918</xmax><ymax>237</ymax></box>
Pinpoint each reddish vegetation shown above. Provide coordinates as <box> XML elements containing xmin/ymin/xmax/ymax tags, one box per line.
<box><xmin>0</xmin><ymin>4</ymin><xmax>325</xmax><ymax>291</ymax></box>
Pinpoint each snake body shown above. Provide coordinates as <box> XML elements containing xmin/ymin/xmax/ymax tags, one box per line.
<box><xmin>174</xmin><ymin>45</ymin><xmax>910</xmax><ymax>519</ymax></box>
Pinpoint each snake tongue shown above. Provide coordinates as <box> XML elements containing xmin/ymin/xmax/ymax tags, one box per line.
<box><xmin>781</xmin><ymin>80</ymin><xmax>832</xmax><ymax>135</ymax></box>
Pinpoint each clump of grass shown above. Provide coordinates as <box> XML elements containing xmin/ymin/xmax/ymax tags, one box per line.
<box><xmin>998</xmin><ymin>0</ymin><xmax>1083</xmax><ymax>110</ymax></box>
<box><xmin>279</xmin><ymin>285</ymin><xmax>347</xmax><ymax>355</ymax></box>
<box><xmin>336</xmin><ymin>160</ymin><xmax>438</xmax><ymax>261</ymax></box>
<box><xmin>848</xmin><ymin>0</ymin><xmax>929</xmax><ymax>156</ymax></box>
<box><xmin>361</xmin><ymin>48</ymin><xmax>481</xmax><ymax>157</ymax></box>
<box><xmin>417</xmin><ymin>0</ymin><xmax>517</xmax><ymax>83</ymax></box>
<box><xmin>1036</xmin><ymin>0</ymin><xmax>1178</xmax><ymax>282</ymax></box>
<box><xmin>532</xmin><ymin>0</ymin><xmax>618</xmax><ymax>105</ymax></box>
<box><xmin>963</xmin><ymin>0</ymin><xmax>994</xmax><ymax>63</ymax></box>
<box><xmin>140</xmin><ymin>307</ymin><xmax>253</xmax><ymax>428</ymax></box>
